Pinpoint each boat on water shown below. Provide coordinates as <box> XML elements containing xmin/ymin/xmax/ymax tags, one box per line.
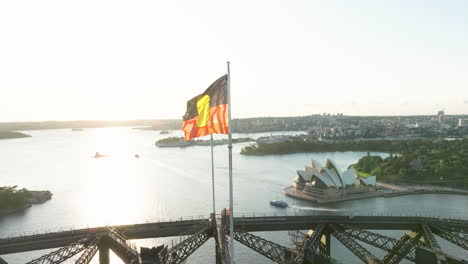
<box><xmin>270</xmin><ymin>200</ymin><xmax>288</xmax><ymax>208</ymax></box>
<box><xmin>93</xmin><ymin>152</ymin><xmax>110</xmax><ymax>158</ymax></box>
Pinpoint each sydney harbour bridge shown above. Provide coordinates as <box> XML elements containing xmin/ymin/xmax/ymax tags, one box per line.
<box><xmin>1</xmin><ymin>209</ymin><xmax>467</xmax><ymax>264</ymax></box>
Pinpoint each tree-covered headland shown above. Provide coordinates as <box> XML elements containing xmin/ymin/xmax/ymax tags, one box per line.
<box><xmin>241</xmin><ymin>138</ymin><xmax>468</xmax><ymax>187</ymax></box>
<box><xmin>0</xmin><ymin>186</ymin><xmax>32</xmax><ymax>211</ymax></box>
<box><xmin>354</xmin><ymin>139</ymin><xmax>468</xmax><ymax>187</ymax></box>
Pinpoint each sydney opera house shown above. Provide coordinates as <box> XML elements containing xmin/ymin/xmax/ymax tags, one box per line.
<box><xmin>288</xmin><ymin>159</ymin><xmax>377</xmax><ymax>202</ymax></box>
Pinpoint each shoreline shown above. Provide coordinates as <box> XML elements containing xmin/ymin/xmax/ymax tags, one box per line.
<box><xmin>283</xmin><ymin>184</ymin><xmax>468</xmax><ymax>204</ymax></box>
<box><xmin>0</xmin><ymin>191</ymin><xmax>52</xmax><ymax>216</ymax></box>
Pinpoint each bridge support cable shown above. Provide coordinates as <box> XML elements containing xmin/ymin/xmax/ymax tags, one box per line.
<box><xmin>75</xmin><ymin>237</ymin><xmax>100</xmax><ymax>264</ymax></box>
<box><xmin>330</xmin><ymin>224</ymin><xmax>382</xmax><ymax>264</ymax></box>
<box><xmin>337</xmin><ymin>224</ymin><xmax>416</xmax><ymax>262</ymax></box>
<box><xmin>233</xmin><ymin>230</ymin><xmax>294</xmax><ymax>263</ymax></box>
<box><xmin>159</xmin><ymin>220</ymin><xmax>210</xmax><ymax>264</ymax></box>
<box><xmin>25</xmin><ymin>237</ymin><xmax>98</xmax><ymax>264</ymax></box>
<box><xmin>105</xmin><ymin>227</ymin><xmax>141</xmax><ymax>264</ymax></box>
<box><xmin>382</xmin><ymin>231</ymin><xmax>422</xmax><ymax>264</ymax></box>
<box><xmin>421</xmin><ymin>225</ymin><xmax>448</xmax><ymax>263</ymax></box>
<box><xmin>431</xmin><ymin>225</ymin><xmax>468</xmax><ymax>251</ymax></box>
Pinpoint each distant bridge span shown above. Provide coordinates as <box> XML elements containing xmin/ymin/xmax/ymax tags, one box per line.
<box><xmin>1</xmin><ymin>212</ymin><xmax>468</xmax><ymax>264</ymax></box>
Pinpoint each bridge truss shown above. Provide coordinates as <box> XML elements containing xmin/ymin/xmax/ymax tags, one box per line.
<box><xmin>1</xmin><ymin>212</ymin><xmax>467</xmax><ymax>264</ymax></box>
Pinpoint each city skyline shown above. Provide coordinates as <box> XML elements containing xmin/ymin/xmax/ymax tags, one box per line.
<box><xmin>1</xmin><ymin>0</ymin><xmax>468</xmax><ymax>122</ymax></box>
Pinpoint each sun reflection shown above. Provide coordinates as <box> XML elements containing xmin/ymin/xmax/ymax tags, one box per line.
<box><xmin>75</xmin><ymin>128</ymin><xmax>146</xmax><ymax>227</ymax></box>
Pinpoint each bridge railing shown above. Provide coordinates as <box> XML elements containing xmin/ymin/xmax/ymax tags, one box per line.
<box><xmin>0</xmin><ymin>214</ymin><xmax>208</xmax><ymax>240</ymax></box>
<box><xmin>1</xmin><ymin>210</ymin><xmax>467</xmax><ymax>241</ymax></box>
<box><xmin>233</xmin><ymin>209</ymin><xmax>468</xmax><ymax>221</ymax></box>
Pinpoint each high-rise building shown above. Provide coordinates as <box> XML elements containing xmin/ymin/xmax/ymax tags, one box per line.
<box><xmin>437</xmin><ymin>110</ymin><xmax>445</xmax><ymax>124</ymax></box>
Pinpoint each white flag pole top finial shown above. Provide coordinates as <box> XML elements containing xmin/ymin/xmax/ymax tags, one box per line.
<box><xmin>227</xmin><ymin>61</ymin><xmax>235</xmax><ymax>263</ymax></box>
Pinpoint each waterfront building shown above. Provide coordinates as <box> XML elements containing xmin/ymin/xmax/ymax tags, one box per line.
<box><xmin>290</xmin><ymin>159</ymin><xmax>377</xmax><ymax>201</ymax></box>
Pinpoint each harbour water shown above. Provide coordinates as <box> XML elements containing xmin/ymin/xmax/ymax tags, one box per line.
<box><xmin>1</xmin><ymin>128</ymin><xmax>467</xmax><ymax>263</ymax></box>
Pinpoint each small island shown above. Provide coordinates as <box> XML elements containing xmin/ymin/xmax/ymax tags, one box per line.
<box><xmin>155</xmin><ymin>137</ymin><xmax>254</xmax><ymax>148</ymax></box>
<box><xmin>0</xmin><ymin>186</ymin><xmax>52</xmax><ymax>215</ymax></box>
<box><xmin>0</xmin><ymin>131</ymin><xmax>31</xmax><ymax>140</ymax></box>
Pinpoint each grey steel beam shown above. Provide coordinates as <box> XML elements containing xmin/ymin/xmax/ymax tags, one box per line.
<box><xmin>432</xmin><ymin>225</ymin><xmax>468</xmax><ymax>251</ymax></box>
<box><xmin>421</xmin><ymin>224</ymin><xmax>448</xmax><ymax>263</ymax></box>
<box><xmin>330</xmin><ymin>224</ymin><xmax>382</xmax><ymax>264</ymax></box>
<box><xmin>3</xmin><ymin>215</ymin><xmax>468</xmax><ymax>255</ymax></box>
<box><xmin>337</xmin><ymin>224</ymin><xmax>416</xmax><ymax>262</ymax></box>
<box><xmin>296</xmin><ymin>224</ymin><xmax>325</xmax><ymax>264</ymax></box>
<box><xmin>0</xmin><ymin>257</ymin><xmax>7</xmax><ymax>264</ymax></box>
<box><xmin>75</xmin><ymin>238</ymin><xmax>100</xmax><ymax>264</ymax></box>
<box><xmin>25</xmin><ymin>237</ymin><xmax>97</xmax><ymax>264</ymax></box>
<box><xmin>160</xmin><ymin>221</ymin><xmax>211</xmax><ymax>264</ymax></box>
<box><xmin>415</xmin><ymin>246</ymin><xmax>468</xmax><ymax>264</ymax></box>
<box><xmin>105</xmin><ymin>228</ymin><xmax>141</xmax><ymax>264</ymax></box>
<box><xmin>383</xmin><ymin>231</ymin><xmax>422</xmax><ymax>264</ymax></box>
<box><xmin>98</xmin><ymin>243</ymin><xmax>110</xmax><ymax>264</ymax></box>
<box><xmin>233</xmin><ymin>231</ymin><xmax>293</xmax><ymax>263</ymax></box>
<box><xmin>215</xmin><ymin>210</ymin><xmax>230</xmax><ymax>264</ymax></box>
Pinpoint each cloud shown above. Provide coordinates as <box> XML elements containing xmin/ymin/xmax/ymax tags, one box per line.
<box><xmin>464</xmin><ymin>100</ymin><xmax>468</xmax><ymax>105</ymax></box>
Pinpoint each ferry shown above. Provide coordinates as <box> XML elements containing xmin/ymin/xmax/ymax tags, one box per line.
<box><xmin>270</xmin><ymin>200</ymin><xmax>288</xmax><ymax>208</ymax></box>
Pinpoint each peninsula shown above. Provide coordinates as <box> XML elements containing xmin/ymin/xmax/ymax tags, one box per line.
<box><xmin>0</xmin><ymin>186</ymin><xmax>52</xmax><ymax>215</ymax></box>
<box><xmin>0</xmin><ymin>131</ymin><xmax>31</xmax><ymax>140</ymax></box>
<box><xmin>156</xmin><ymin>137</ymin><xmax>254</xmax><ymax>148</ymax></box>
<box><xmin>284</xmin><ymin>158</ymin><xmax>468</xmax><ymax>204</ymax></box>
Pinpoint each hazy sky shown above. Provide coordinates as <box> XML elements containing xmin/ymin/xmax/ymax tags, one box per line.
<box><xmin>1</xmin><ymin>0</ymin><xmax>467</xmax><ymax>122</ymax></box>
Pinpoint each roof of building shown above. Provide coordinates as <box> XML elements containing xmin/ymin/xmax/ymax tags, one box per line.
<box><xmin>359</xmin><ymin>176</ymin><xmax>376</xmax><ymax>186</ymax></box>
<box><xmin>302</xmin><ymin>159</ymin><xmax>376</xmax><ymax>189</ymax></box>
<box><xmin>297</xmin><ymin>170</ymin><xmax>313</xmax><ymax>182</ymax></box>
<box><xmin>311</xmin><ymin>172</ymin><xmax>337</xmax><ymax>188</ymax></box>
<box><xmin>342</xmin><ymin>169</ymin><xmax>357</xmax><ymax>186</ymax></box>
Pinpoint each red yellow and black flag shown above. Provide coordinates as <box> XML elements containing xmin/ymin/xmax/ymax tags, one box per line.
<box><xmin>181</xmin><ymin>74</ymin><xmax>229</xmax><ymax>140</ymax></box>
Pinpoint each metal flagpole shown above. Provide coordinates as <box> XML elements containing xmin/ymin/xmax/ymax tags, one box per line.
<box><xmin>210</xmin><ymin>134</ymin><xmax>216</xmax><ymax>216</ymax></box>
<box><xmin>227</xmin><ymin>61</ymin><xmax>234</xmax><ymax>263</ymax></box>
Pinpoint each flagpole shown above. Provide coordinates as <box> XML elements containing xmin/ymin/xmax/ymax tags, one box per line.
<box><xmin>210</xmin><ymin>134</ymin><xmax>216</xmax><ymax>216</ymax></box>
<box><xmin>227</xmin><ymin>61</ymin><xmax>234</xmax><ymax>263</ymax></box>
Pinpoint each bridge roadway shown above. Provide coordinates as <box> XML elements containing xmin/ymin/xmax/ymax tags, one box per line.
<box><xmin>1</xmin><ymin>214</ymin><xmax>468</xmax><ymax>255</ymax></box>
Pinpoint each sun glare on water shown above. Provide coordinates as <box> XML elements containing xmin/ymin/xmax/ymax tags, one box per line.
<box><xmin>74</xmin><ymin>128</ymin><xmax>147</xmax><ymax>227</ymax></box>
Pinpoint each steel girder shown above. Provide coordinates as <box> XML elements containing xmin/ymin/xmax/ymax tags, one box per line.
<box><xmin>106</xmin><ymin>228</ymin><xmax>141</xmax><ymax>264</ymax></box>
<box><xmin>0</xmin><ymin>257</ymin><xmax>7</xmax><ymax>264</ymax></box>
<box><xmin>215</xmin><ymin>214</ymin><xmax>231</xmax><ymax>264</ymax></box>
<box><xmin>382</xmin><ymin>231</ymin><xmax>422</xmax><ymax>264</ymax></box>
<box><xmin>337</xmin><ymin>224</ymin><xmax>416</xmax><ymax>262</ymax></box>
<box><xmin>75</xmin><ymin>238</ymin><xmax>100</xmax><ymax>264</ymax></box>
<box><xmin>26</xmin><ymin>238</ymin><xmax>97</xmax><ymax>264</ymax></box>
<box><xmin>161</xmin><ymin>222</ymin><xmax>210</xmax><ymax>264</ymax></box>
<box><xmin>330</xmin><ymin>224</ymin><xmax>382</xmax><ymax>264</ymax></box>
<box><xmin>233</xmin><ymin>230</ymin><xmax>293</xmax><ymax>263</ymax></box>
<box><xmin>432</xmin><ymin>225</ymin><xmax>468</xmax><ymax>251</ymax></box>
<box><xmin>421</xmin><ymin>224</ymin><xmax>448</xmax><ymax>263</ymax></box>
<box><xmin>294</xmin><ymin>224</ymin><xmax>325</xmax><ymax>263</ymax></box>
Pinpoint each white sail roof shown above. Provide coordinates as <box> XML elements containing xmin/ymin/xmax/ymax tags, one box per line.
<box><xmin>342</xmin><ymin>169</ymin><xmax>357</xmax><ymax>187</ymax></box>
<box><xmin>359</xmin><ymin>176</ymin><xmax>376</xmax><ymax>186</ymax></box>
<box><xmin>325</xmin><ymin>159</ymin><xmax>344</xmax><ymax>187</ymax></box>
<box><xmin>320</xmin><ymin>167</ymin><xmax>343</xmax><ymax>188</ymax></box>
<box><xmin>310</xmin><ymin>159</ymin><xmax>324</xmax><ymax>173</ymax></box>
<box><xmin>312</xmin><ymin>172</ymin><xmax>336</xmax><ymax>188</ymax></box>
<box><xmin>297</xmin><ymin>170</ymin><xmax>312</xmax><ymax>181</ymax></box>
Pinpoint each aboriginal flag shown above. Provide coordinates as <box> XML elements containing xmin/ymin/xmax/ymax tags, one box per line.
<box><xmin>181</xmin><ymin>74</ymin><xmax>229</xmax><ymax>140</ymax></box>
